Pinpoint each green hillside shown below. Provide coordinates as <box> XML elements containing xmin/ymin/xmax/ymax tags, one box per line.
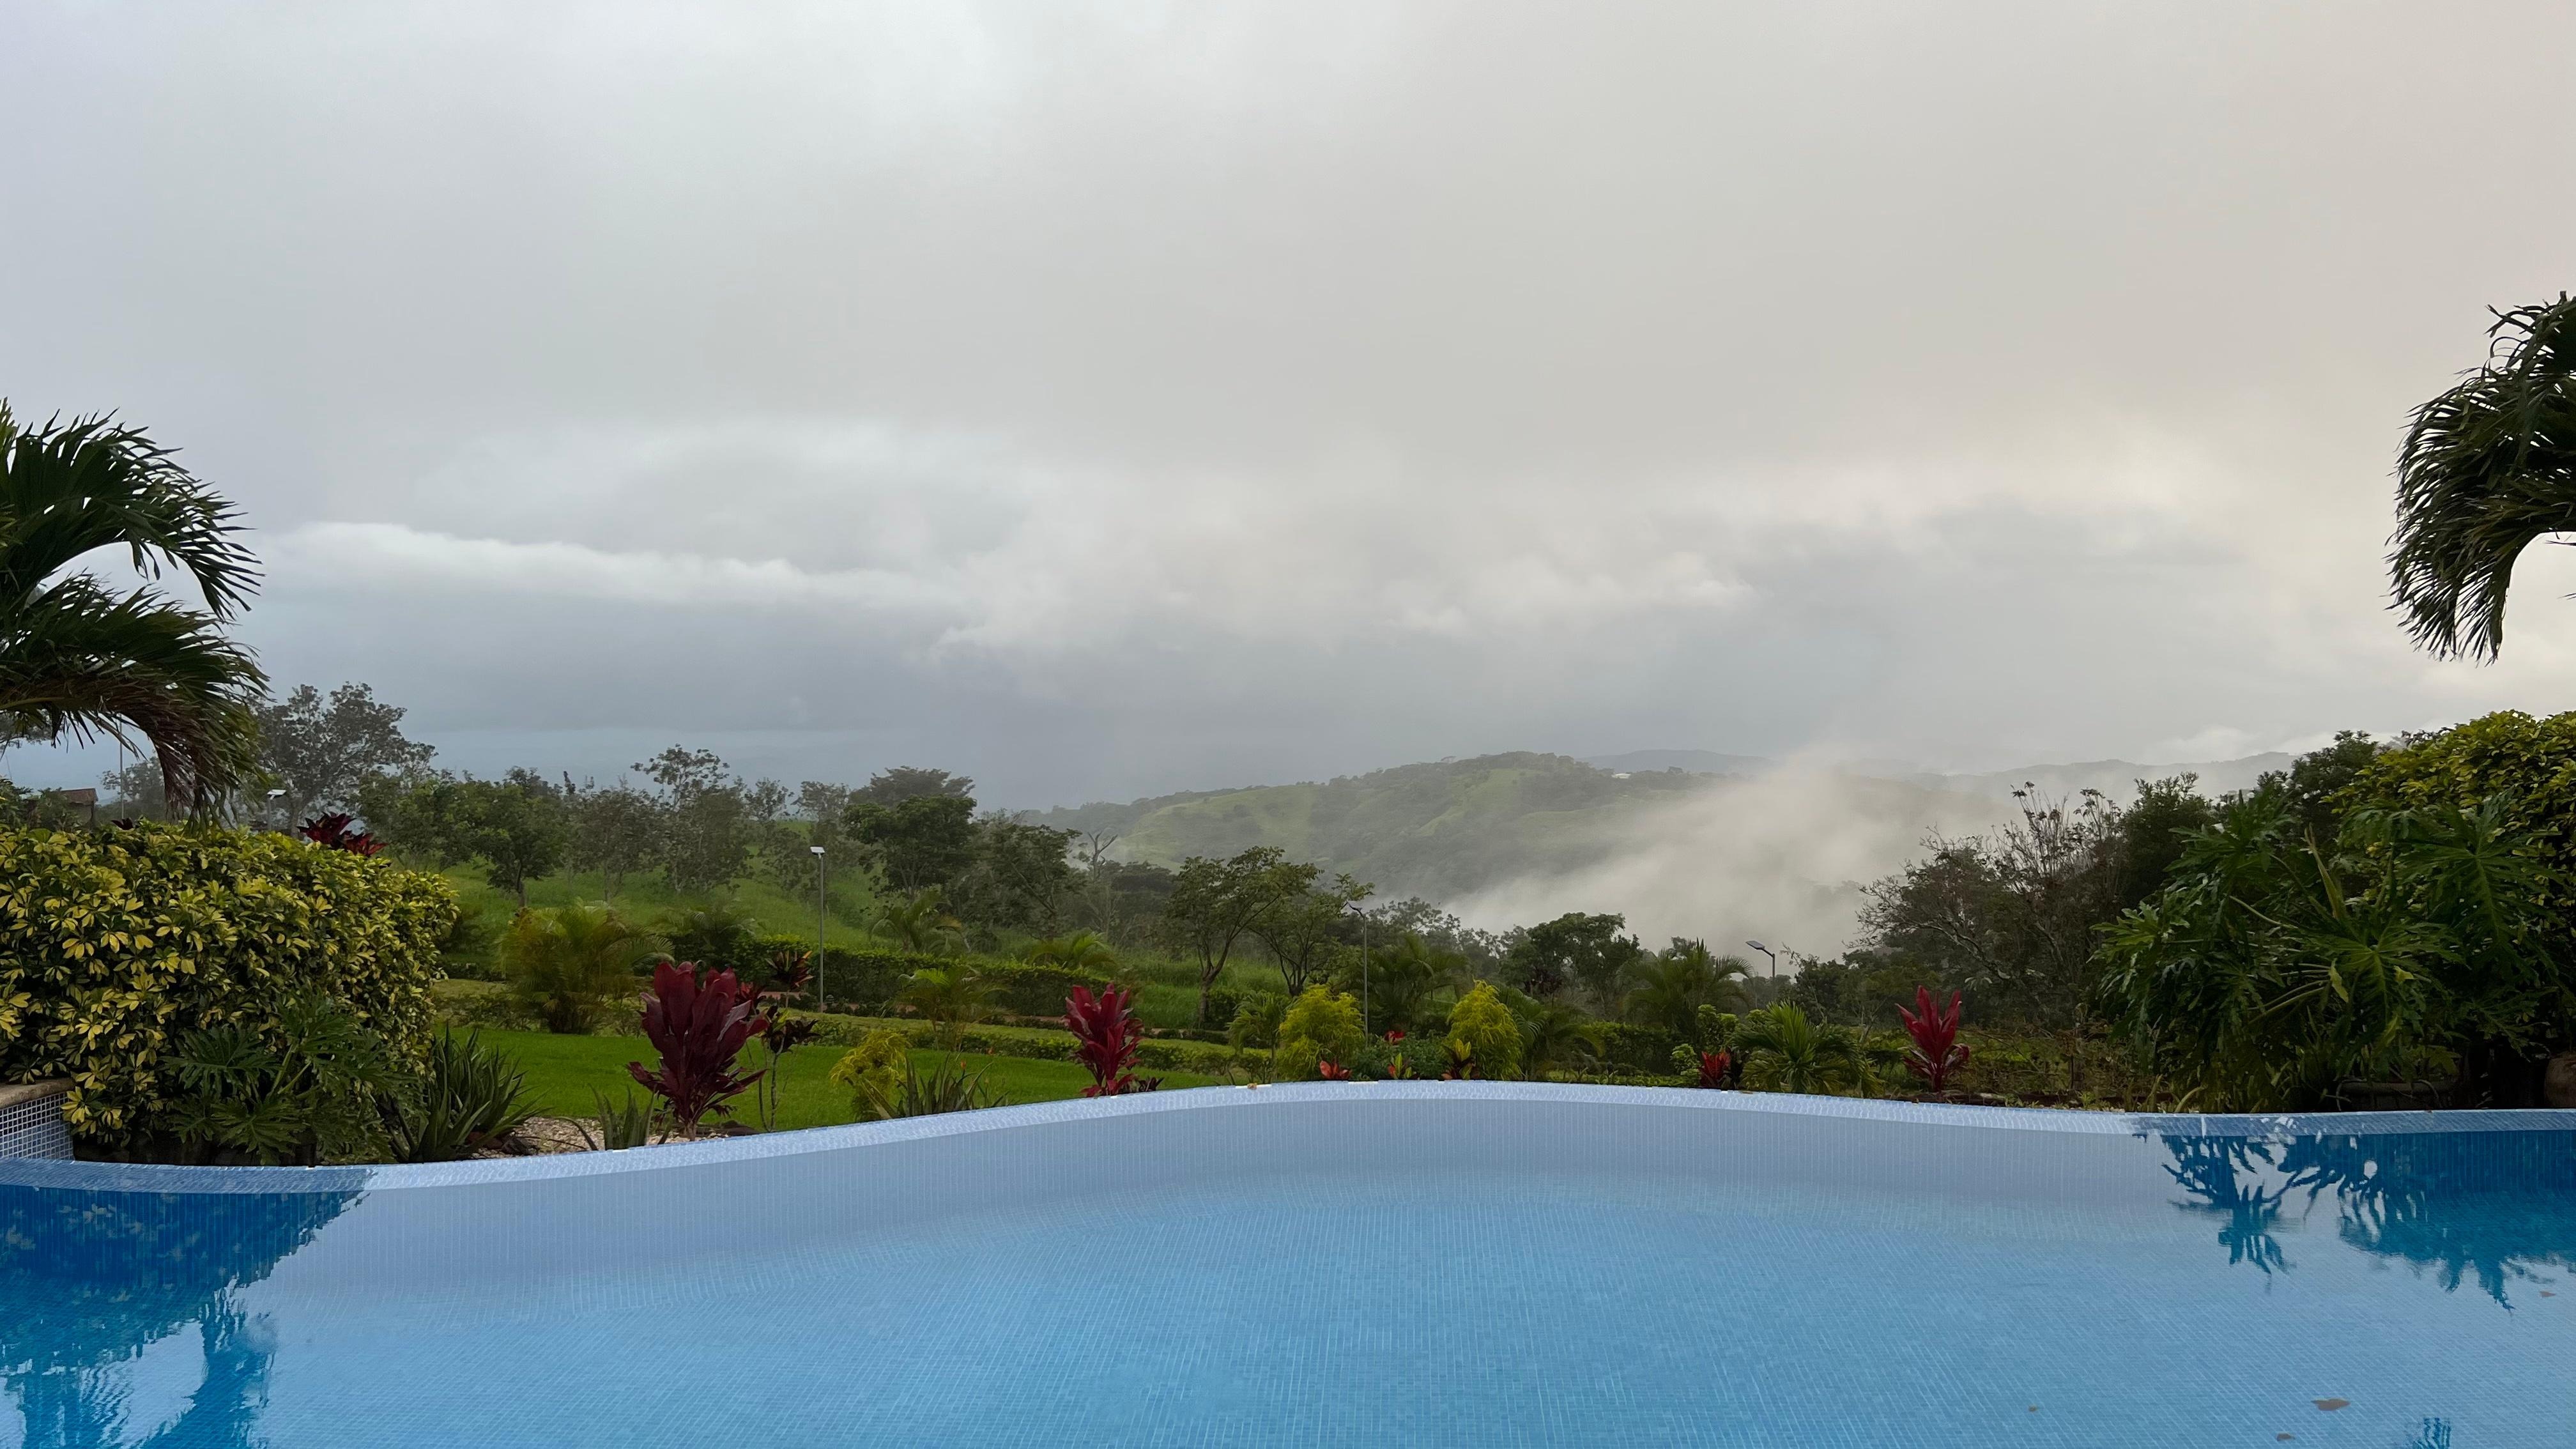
<box><xmin>1027</xmin><ymin>752</ymin><xmax>1718</xmax><ymax>899</ymax></box>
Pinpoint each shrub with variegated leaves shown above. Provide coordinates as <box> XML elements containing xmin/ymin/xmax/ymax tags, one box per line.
<box><xmin>0</xmin><ymin>822</ymin><xmax>457</xmax><ymax>1149</ymax></box>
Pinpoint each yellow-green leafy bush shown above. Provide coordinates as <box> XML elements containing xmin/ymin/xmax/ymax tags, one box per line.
<box><xmin>1446</xmin><ymin>982</ymin><xmax>1524</xmax><ymax>1080</ymax></box>
<box><xmin>0</xmin><ymin>824</ymin><xmax>458</xmax><ymax>1148</ymax></box>
<box><xmin>1271</xmin><ymin>985</ymin><xmax>1363</xmax><ymax>1080</ymax></box>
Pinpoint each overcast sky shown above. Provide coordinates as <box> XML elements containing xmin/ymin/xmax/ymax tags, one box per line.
<box><xmin>6</xmin><ymin>2</ymin><xmax>2574</xmax><ymax>808</ymax></box>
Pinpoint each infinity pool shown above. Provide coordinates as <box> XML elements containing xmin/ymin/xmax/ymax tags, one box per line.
<box><xmin>5</xmin><ymin>1085</ymin><xmax>2572</xmax><ymax>1448</ymax></box>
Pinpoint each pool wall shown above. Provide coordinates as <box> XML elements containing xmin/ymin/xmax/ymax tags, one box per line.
<box><xmin>8</xmin><ymin>1085</ymin><xmax>2572</xmax><ymax>1295</ymax></box>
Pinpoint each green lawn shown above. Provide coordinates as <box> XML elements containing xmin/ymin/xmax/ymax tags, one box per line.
<box><xmin>475</xmin><ymin>1027</ymin><xmax>1222</xmax><ymax>1131</ymax></box>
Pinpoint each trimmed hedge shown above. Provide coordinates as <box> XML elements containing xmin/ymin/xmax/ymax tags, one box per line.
<box><xmin>758</xmin><ymin>935</ymin><xmax>1116</xmax><ymax>1018</ymax></box>
<box><xmin>0</xmin><ymin>824</ymin><xmax>459</xmax><ymax>1148</ymax></box>
<box><xmin>793</xmin><ymin>1011</ymin><xmax>1239</xmax><ymax>1074</ymax></box>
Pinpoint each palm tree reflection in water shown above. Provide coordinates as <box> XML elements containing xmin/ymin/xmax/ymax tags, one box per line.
<box><xmin>1</xmin><ymin>1177</ymin><xmax>360</xmax><ymax>1449</ymax></box>
<box><xmin>2158</xmin><ymin>1129</ymin><xmax>2576</xmax><ymax>1305</ymax></box>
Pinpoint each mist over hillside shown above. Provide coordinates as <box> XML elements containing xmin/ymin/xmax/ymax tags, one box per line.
<box><xmin>1026</xmin><ymin>748</ymin><xmax>2283</xmax><ymax>956</ymax></box>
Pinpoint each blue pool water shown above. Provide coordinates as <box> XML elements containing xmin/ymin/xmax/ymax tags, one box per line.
<box><xmin>4</xmin><ymin>1085</ymin><xmax>2572</xmax><ymax>1448</ymax></box>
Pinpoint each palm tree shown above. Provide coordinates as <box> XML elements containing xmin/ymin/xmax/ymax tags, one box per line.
<box><xmin>874</xmin><ymin>885</ymin><xmax>962</xmax><ymax>955</ymax></box>
<box><xmin>0</xmin><ymin>404</ymin><xmax>266</xmax><ymax>811</ymax></box>
<box><xmin>1624</xmin><ymin>939</ymin><xmax>1750</xmax><ymax>1038</ymax></box>
<box><xmin>900</xmin><ymin>965</ymin><xmax>993</xmax><ymax>1047</ymax></box>
<box><xmin>503</xmin><ymin>902</ymin><xmax>663</xmax><ymax>1034</ymax></box>
<box><xmin>1514</xmin><ymin>993</ymin><xmax>1609</xmax><ymax>1080</ymax></box>
<box><xmin>1023</xmin><ymin>930</ymin><xmax>1119</xmax><ymax>974</ymax></box>
<box><xmin>2389</xmin><ymin>295</ymin><xmax>2576</xmax><ymax>660</ymax></box>
<box><xmin>1732</xmin><ymin>1002</ymin><xmax>1862</xmax><ymax>1096</ymax></box>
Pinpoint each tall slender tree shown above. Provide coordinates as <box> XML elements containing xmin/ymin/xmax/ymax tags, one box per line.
<box><xmin>2389</xmin><ymin>295</ymin><xmax>2576</xmax><ymax>659</ymax></box>
<box><xmin>0</xmin><ymin>403</ymin><xmax>264</xmax><ymax>811</ymax></box>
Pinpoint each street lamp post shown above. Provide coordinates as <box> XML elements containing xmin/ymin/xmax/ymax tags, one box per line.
<box><xmin>1745</xmin><ymin>939</ymin><xmax>1778</xmax><ymax>979</ymax></box>
<box><xmin>809</xmin><ymin>845</ymin><xmax>827</xmax><ymax>1012</ymax></box>
<box><xmin>265</xmin><ymin>788</ymin><xmax>286</xmax><ymax>832</ymax></box>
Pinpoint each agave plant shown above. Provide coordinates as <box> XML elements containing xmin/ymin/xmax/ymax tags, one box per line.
<box><xmin>627</xmin><ymin>961</ymin><xmax>769</xmax><ymax>1136</ymax></box>
<box><xmin>384</xmin><ymin>1031</ymin><xmax>539</xmax><ymax>1162</ymax></box>
<box><xmin>861</xmin><ymin>1054</ymin><xmax>1004</xmax><ymax>1119</ymax></box>
<box><xmin>578</xmin><ymin>1087</ymin><xmax>661</xmax><ymax>1151</ymax></box>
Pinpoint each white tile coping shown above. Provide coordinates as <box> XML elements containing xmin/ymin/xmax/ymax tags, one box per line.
<box><xmin>4</xmin><ymin>1080</ymin><xmax>2572</xmax><ymax>1197</ymax></box>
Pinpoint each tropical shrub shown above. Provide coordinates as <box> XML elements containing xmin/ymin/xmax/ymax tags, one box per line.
<box><xmin>503</xmin><ymin>901</ymin><xmax>661</xmax><ymax>1034</ymax></box>
<box><xmin>1671</xmin><ymin>1046</ymin><xmax>1737</xmax><ymax>1088</ymax></box>
<box><xmin>1733</xmin><ymin>1003</ymin><xmax>1862</xmax><ymax>1096</ymax></box>
<box><xmin>1514</xmin><ymin>993</ymin><xmax>1609</xmax><ymax>1077</ymax></box>
<box><xmin>1227</xmin><ymin>990</ymin><xmax>1289</xmax><ymax>1050</ymax></box>
<box><xmin>1446</xmin><ymin>983</ymin><xmax>1523</xmax><ymax>1080</ymax></box>
<box><xmin>580</xmin><ymin>1087</ymin><xmax>659</xmax><ymax>1150</ymax></box>
<box><xmin>829</xmin><ymin>1029</ymin><xmax>913</xmax><ymax>1116</ymax></box>
<box><xmin>2095</xmin><ymin>788</ymin><xmax>2572</xmax><ymax>1108</ymax></box>
<box><xmin>1899</xmin><ymin>988</ymin><xmax>1969</xmax><ymax>1093</ymax></box>
<box><xmin>1066</xmin><ymin>985</ymin><xmax>1158</xmax><ymax>1096</ymax></box>
<box><xmin>0</xmin><ymin>822</ymin><xmax>456</xmax><ymax>1149</ymax></box>
<box><xmin>165</xmin><ymin>991</ymin><xmax>403</xmax><ymax>1165</ymax></box>
<box><xmin>1272</xmin><ymin>985</ymin><xmax>1364</xmax><ymax>1080</ymax></box>
<box><xmin>901</xmin><ymin>964</ymin><xmax>994</xmax><ymax>1046</ymax></box>
<box><xmin>862</xmin><ymin>1055</ymin><xmax>1004</xmax><ymax>1119</ymax></box>
<box><xmin>296</xmin><ymin>813</ymin><xmax>383</xmax><ymax>855</ymax></box>
<box><xmin>384</xmin><ymin>1030</ymin><xmax>538</xmax><ymax>1162</ymax></box>
<box><xmin>627</xmin><ymin>962</ymin><xmax>768</xmax><ymax>1135</ymax></box>
<box><xmin>749</xmin><ymin>935</ymin><xmax>1112</xmax><ymax>1017</ymax></box>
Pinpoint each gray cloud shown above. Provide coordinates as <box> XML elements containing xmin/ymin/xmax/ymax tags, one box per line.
<box><xmin>5</xmin><ymin>1</ymin><xmax>2575</xmax><ymax>810</ymax></box>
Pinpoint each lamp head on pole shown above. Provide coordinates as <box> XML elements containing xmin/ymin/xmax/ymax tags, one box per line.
<box><xmin>809</xmin><ymin>845</ymin><xmax>826</xmax><ymax>856</ymax></box>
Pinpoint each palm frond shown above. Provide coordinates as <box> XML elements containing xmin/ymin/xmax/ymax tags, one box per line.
<box><xmin>2389</xmin><ymin>295</ymin><xmax>2576</xmax><ymax>660</ymax></box>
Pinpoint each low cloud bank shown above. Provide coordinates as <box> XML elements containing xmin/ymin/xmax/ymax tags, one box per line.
<box><xmin>1446</xmin><ymin>765</ymin><xmax>2014</xmax><ymax>963</ymax></box>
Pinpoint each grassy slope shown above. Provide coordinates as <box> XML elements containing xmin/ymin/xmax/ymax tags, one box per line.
<box><xmin>1039</xmin><ymin>753</ymin><xmax>1713</xmax><ymax>901</ymax></box>
<box><xmin>482</xmin><ymin>1027</ymin><xmax>1222</xmax><ymax>1131</ymax></box>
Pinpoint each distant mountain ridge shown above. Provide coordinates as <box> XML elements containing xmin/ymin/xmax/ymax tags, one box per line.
<box><xmin>1023</xmin><ymin>747</ymin><xmax>2293</xmax><ymax>943</ymax></box>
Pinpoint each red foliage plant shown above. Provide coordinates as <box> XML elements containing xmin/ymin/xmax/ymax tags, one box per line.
<box><xmin>628</xmin><ymin>962</ymin><xmax>770</xmax><ymax>1134</ymax></box>
<box><xmin>297</xmin><ymin>813</ymin><xmax>383</xmax><ymax>856</ymax></box>
<box><xmin>1899</xmin><ymin>986</ymin><xmax>1970</xmax><ymax>1093</ymax></box>
<box><xmin>1066</xmin><ymin>985</ymin><xmax>1158</xmax><ymax>1097</ymax></box>
<box><xmin>1316</xmin><ymin>1059</ymin><xmax>1353</xmax><ymax>1081</ymax></box>
<box><xmin>1691</xmin><ymin>1050</ymin><xmax>1733</xmax><ymax>1089</ymax></box>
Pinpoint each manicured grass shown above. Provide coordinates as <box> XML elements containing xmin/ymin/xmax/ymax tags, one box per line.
<box><xmin>473</xmin><ymin>1027</ymin><xmax>1221</xmax><ymax>1131</ymax></box>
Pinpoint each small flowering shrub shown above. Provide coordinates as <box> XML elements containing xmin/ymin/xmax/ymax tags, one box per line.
<box><xmin>627</xmin><ymin>962</ymin><xmax>769</xmax><ymax>1135</ymax></box>
<box><xmin>1899</xmin><ymin>986</ymin><xmax>1970</xmax><ymax>1093</ymax></box>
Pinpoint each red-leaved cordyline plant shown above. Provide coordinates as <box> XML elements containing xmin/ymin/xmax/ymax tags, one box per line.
<box><xmin>628</xmin><ymin>962</ymin><xmax>769</xmax><ymax>1135</ymax></box>
<box><xmin>1899</xmin><ymin>986</ymin><xmax>1969</xmax><ymax>1094</ymax></box>
<box><xmin>1066</xmin><ymin>986</ymin><xmax>1158</xmax><ymax>1097</ymax></box>
<box><xmin>1692</xmin><ymin>1050</ymin><xmax>1733</xmax><ymax>1089</ymax></box>
<box><xmin>1316</xmin><ymin>1058</ymin><xmax>1353</xmax><ymax>1081</ymax></box>
<box><xmin>1383</xmin><ymin>1029</ymin><xmax>1414</xmax><ymax>1079</ymax></box>
<box><xmin>297</xmin><ymin>813</ymin><xmax>383</xmax><ymax>855</ymax></box>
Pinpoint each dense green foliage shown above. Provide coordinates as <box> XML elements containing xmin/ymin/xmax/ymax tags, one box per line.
<box><xmin>503</xmin><ymin>901</ymin><xmax>661</xmax><ymax>1032</ymax></box>
<box><xmin>1446</xmin><ymin>983</ymin><xmax>1522</xmax><ymax>1079</ymax></box>
<box><xmin>0</xmin><ymin>823</ymin><xmax>457</xmax><ymax>1148</ymax></box>
<box><xmin>1272</xmin><ymin>985</ymin><xmax>1364</xmax><ymax>1079</ymax></box>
